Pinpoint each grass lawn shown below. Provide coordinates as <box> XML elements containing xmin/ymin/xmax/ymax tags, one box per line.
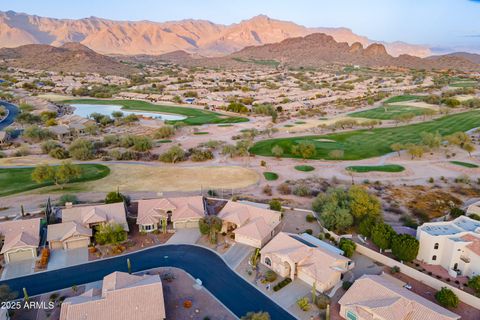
<box><xmin>349</xmin><ymin>105</ymin><xmax>427</xmax><ymax>120</ymax></box>
<box><xmin>263</xmin><ymin>172</ymin><xmax>279</xmax><ymax>181</ymax></box>
<box><xmin>449</xmin><ymin>81</ymin><xmax>478</xmax><ymax>88</ymax></box>
<box><xmin>250</xmin><ymin>110</ymin><xmax>480</xmax><ymax>160</ymax></box>
<box><xmin>450</xmin><ymin>161</ymin><xmax>479</xmax><ymax>168</ymax></box>
<box><xmin>0</xmin><ymin>164</ymin><xmax>110</xmax><ymax>197</ymax></box>
<box><xmin>295</xmin><ymin>121</ymin><xmax>307</xmax><ymax>124</ymax></box>
<box><xmin>383</xmin><ymin>95</ymin><xmax>423</xmax><ymax>104</ymax></box>
<box><xmin>157</xmin><ymin>139</ymin><xmax>172</xmax><ymax>143</ymax></box>
<box><xmin>62</xmin><ymin>99</ymin><xmax>248</xmax><ymax>125</ymax></box>
<box><xmin>193</xmin><ymin>132</ymin><xmax>209</xmax><ymax>135</ymax></box>
<box><xmin>294</xmin><ymin>165</ymin><xmax>315</xmax><ymax>172</ymax></box>
<box><xmin>346</xmin><ymin>164</ymin><xmax>405</xmax><ymax>173</ymax></box>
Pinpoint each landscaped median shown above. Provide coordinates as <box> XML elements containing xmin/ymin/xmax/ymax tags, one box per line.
<box><xmin>0</xmin><ymin>164</ymin><xmax>110</xmax><ymax>197</ymax></box>
<box><xmin>250</xmin><ymin>110</ymin><xmax>480</xmax><ymax>160</ymax></box>
<box><xmin>346</xmin><ymin>164</ymin><xmax>405</xmax><ymax>173</ymax></box>
<box><xmin>61</xmin><ymin>99</ymin><xmax>249</xmax><ymax>125</ymax></box>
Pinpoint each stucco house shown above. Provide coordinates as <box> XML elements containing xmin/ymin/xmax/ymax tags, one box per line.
<box><xmin>47</xmin><ymin>202</ymin><xmax>128</xmax><ymax>250</ymax></box>
<box><xmin>0</xmin><ymin>218</ymin><xmax>41</xmax><ymax>263</ymax></box>
<box><xmin>0</xmin><ymin>131</ymin><xmax>10</xmax><ymax>145</ymax></box>
<box><xmin>338</xmin><ymin>274</ymin><xmax>460</xmax><ymax>320</ymax></box>
<box><xmin>260</xmin><ymin>232</ymin><xmax>353</xmax><ymax>292</ymax></box>
<box><xmin>218</xmin><ymin>201</ymin><xmax>281</xmax><ymax>248</ymax></box>
<box><xmin>416</xmin><ymin>215</ymin><xmax>480</xmax><ymax>278</ymax></box>
<box><xmin>136</xmin><ymin>196</ymin><xmax>205</xmax><ymax>232</ymax></box>
<box><xmin>60</xmin><ymin>271</ymin><xmax>166</xmax><ymax>320</ymax></box>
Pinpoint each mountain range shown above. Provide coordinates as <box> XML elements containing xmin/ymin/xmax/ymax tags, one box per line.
<box><xmin>0</xmin><ymin>10</ymin><xmax>432</xmax><ymax>58</ymax></box>
<box><xmin>0</xmin><ymin>42</ymin><xmax>138</xmax><ymax>75</ymax></box>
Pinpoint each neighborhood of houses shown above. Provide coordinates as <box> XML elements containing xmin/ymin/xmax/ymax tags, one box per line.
<box><xmin>0</xmin><ymin>194</ymin><xmax>479</xmax><ymax>319</ymax></box>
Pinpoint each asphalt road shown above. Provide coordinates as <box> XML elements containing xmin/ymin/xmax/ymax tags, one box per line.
<box><xmin>0</xmin><ymin>101</ymin><xmax>19</xmax><ymax>130</ymax></box>
<box><xmin>0</xmin><ymin>244</ymin><xmax>296</xmax><ymax>319</ymax></box>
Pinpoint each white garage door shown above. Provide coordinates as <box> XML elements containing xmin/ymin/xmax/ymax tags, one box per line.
<box><xmin>174</xmin><ymin>220</ymin><xmax>199</xmax><ymax>229</ymax></box>
<box><xmin>7</xmin><ymin>249</ymin><xmax>34</xmax><ymax>262</ymax></box>
<box><xmin>66</xmin><ymin>238</ymin><xmax>90</xmax><ymax>250</ymax></box>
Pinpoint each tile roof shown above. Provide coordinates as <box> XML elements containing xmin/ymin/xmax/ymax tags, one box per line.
<box><xmin>47</xmin><ymin>221</ymin><xmax>92</xmax><ymax>242</ymax></box>
<box><xmin>338</xmin><ymin>274</ymin><xmax>460</xmax><ymax>320</ymax></box>
<box><xmin>218</xmin><ymin>201</ymin><xmax>281</xmax><ymax>242</ymax></box>
<box><xmin>261</xmin><ymin>232</ymin><xmax>350</xmax><ymax>285</ymax></box>
<box><xmin>461</xmin><ymin>233</ymin><xmax>480</xmax><ymax>256</ymax></box>
<box><xmin>137</xmin><ymin>196</ymin><xmax>205</xmax><ymax>225</ymax></box>
<box><xmin>0</xmin><ymin>218</ymin><xmax>41</xmax><ymax>254</ymax></box>
<box><xmin>62</xmin><ymin>203</ymin><xmax>128</xmax><ymax>231</ymax></box>
<box><xmin>60</xmin><ymin>272</ymin><xmax>166</xmax><ymax>320</ymax></box>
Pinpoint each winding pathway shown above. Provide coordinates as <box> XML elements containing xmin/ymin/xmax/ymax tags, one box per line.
<box><xmin>0</xmin><ymin>244</ymin><xmax>295</xmax><ymax>320</ymax></box>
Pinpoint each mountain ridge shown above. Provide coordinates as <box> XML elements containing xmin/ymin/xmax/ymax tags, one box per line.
<box><xmin>0</xmin><ymin>10</ymin><xmax>432</xmax><ymax>58</ymax></box>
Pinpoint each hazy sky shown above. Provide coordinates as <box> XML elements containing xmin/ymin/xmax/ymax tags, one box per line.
<box><xmin>2</xmin><ymin>0</ymin><xmax>479</xmax><ymax>51</ymax></box>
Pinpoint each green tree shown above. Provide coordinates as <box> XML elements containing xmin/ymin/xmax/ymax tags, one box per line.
<box><xmin>390</xmin><ymin>143</ymin><xmax>404</xmax><ymax>157</ymax></box>
<box><xmin>371</xmin><ymin>223</ymin><xmax>396</xmax><ymax>250</ymax></box>
<box><xmin>435</xmin><ymin>287</ymin><xmax>459</xmax><ymax>308</ymax></box>
<box><xmin>348</xmin><ymin>185</ymin><xmax>381</xmax><ymax>221</ymax></box>
<box><xmin>339</xmin><ymin>238</ymin><xmax>356</xmax><ymax>258</ymax></box>
<box><xmin>467</xmin><ymin>275</ymin><xmax>480</xmax><ymax>296</ymax></box>
<box><xmin>31</xmin><ymin>164</ymin><xmax>54</xmax><ymax>184</ymax></box>
<box><xmin>95</xmin><ymin>222</ymin><xmax>127</xmax><ymax>245</ymax></box>
<box><xmin>269</xmin><ymin>199</ymin><xmax>282</xmax><ymax>211</ymax></box>
<box><xmin>292</xmin><ymin>141</ymin><xmax>316</xmax><ymax>159</ymax></box>
<box><xmin>464</xmin><ymin>143</ymin><xmax>475</xmax><ymax>156</ymax></box>
<box><xmin>391</xmin><ymin>234</ymin><xmax>419</xmax><ymax>262</ymax></box>
<box><xmin>199</xmin><ymin>216</ymin><xmax>222</xmax><ymax>244</ymax></box>
<box><xmin>54</xmin><ymin>161</ymin><xmax>82</xmax><ymax>189</ymax></box>
<box><xmin>421</xmin><ymin>131</ymin><xmax>442</xmax><ymax>150</ymax></box>
<box><xmin>105</xmin><ymin>190</ymin><xmax>127</xmax><ymax>204</ymax></box>
<box><xmin>271</xmin><ymin>145</ymin><xmax>284</xmax><ymax>158</ymax></box>
<box><xmin>406</xmin><ymin>143</ymin><xmax>425</xmax><ymax>160</ymax></box>
<box><xmin>241</xmin><ymin>312</ymin><xmax>270</xmax><ymax>320</ymax></box>
<box><xmin>358</xmin><ymin>216</ymin><xmax>380</xmax><ymax>238</ymax></box>
<box><xmin>158</xmin><ymin>145</ymin><xmax>186</xmax><ymax>163</ymax></box>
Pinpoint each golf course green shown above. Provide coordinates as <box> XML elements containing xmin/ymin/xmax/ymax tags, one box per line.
<box><xmin>62</xmin><ymin>99</ymin><xmax>248</xmax><ymax>125</ymax></box>
<box><xmin>250</xmin><ymin>110</ymin><xmax>480</xmax><ymax>160</ymax></box>
<box><xmin>0</xmin><ymin>164</ymin><xmax>110</xmax><ymax>197</ymax></box>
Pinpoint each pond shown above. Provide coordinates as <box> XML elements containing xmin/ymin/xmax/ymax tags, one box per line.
<box><xmin>70</xmin><ymin>103</ymin><xmax>186</xmax><ymax>121</ymax></box>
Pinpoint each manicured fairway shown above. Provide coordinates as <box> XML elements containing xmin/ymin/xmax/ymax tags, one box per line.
<box><xmin>62</xmin><ymin>99</ymin><xmax>248</xmax><ymax>125</ymax></box>
<box><xmin>294</xmin><ymin>165</ymin><xmax>315</xmax><ymax>172</ymax></box>
<box><xmin>263</xmin><ymin>172</ymin><xmax>279</xmax><ymax>180</ymax></box>
<box><xmin>349</xmin><ymin>105</ymin><xmax>426</xmax><ymax>120</ymax></box>
<box><xmin>346</xmin><ymin>164</ymin><xmax>405</xmax><ymax>173</ymax></box>
<box><xmin>383</xmin><ymin>95</ymin><xmax>422</xmax><ymax>104</ymax></box>
<box><xmin>0</xmin><ymin>164</ymin><xmax>110</xmax><ymax>197</ymax></box>
<box><xmin>250</xmin><ymin>111</ymin><xmax>480</xmax><ymax>160</ymax></box>
<box><xmin>450</xmin><ymin>161</ymin><xmax>479</xmax><ymax>168</ymax></box>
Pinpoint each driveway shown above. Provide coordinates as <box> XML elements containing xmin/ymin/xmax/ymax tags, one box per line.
<box><xmin>0</xmin><ymin>101</ymin><xmax>19</xmax><ymax>130</ymax></box>
<box><xmin>271</xmin><ymin>279</ymin><xmax>311</xmax><ymax>308</ymax></box>
<box><xmin>1</xmin><ymin>259</ymin><xmax>35</xmax><ymax>280</ymax></box>
<box><xmin>350</xmin><ymin>252</ymin><xmax>384</xmax><ymax>280</ymax></box>
<box><xmin>47</xmin><ymin>248</ymin><xmax>88</xmax><ymax>271</ymax></box>
<box><xmin>223</xmin><ymin>243</ymin><xmax>253</xmax><ymax>269</ymax></box>
<box><xmin>166</xmin><ymin>229</ymin><xmax>201</xmax><ymax>244</ymax></box>
<box><xmin>0</xmin><ymin>245</ymin><xmax>295</xmax><ymax>320</ymax></box>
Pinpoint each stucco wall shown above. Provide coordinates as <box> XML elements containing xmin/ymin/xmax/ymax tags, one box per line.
<box><xmin>356</xmin><ymin>243</ymin><xmax>480</xmax><ymax>309</ymax></box>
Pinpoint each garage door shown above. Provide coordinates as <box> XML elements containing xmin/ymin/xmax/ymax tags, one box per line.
<box><xmin>7</xmin><ymin>249</ymin><xmax>34</xmax><ymax>262</ymax></box>
<box><xmin>66</xmin><ymin>238</ymin><xmax>90</xmax><ymax>250</ymax></box>
<box><xmin>174</xmin><ymin>220</ymin><xmax>199</xmax><ymax>229</ymax></box>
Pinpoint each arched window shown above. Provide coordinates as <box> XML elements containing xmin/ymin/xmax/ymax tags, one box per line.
<box><xmin>434</xmin><ymin>243</ymin><xmax>439</xmax><ymax>250</ymax></box>
<box><xmin>432</xmin><ymin>255</ymin><xmax>437</xmax><ymax>261</ymax></box>
<box><xmin>265</xmin><ymin>257</ymin><xmax>272</xmax><ymax>266</ymax></box>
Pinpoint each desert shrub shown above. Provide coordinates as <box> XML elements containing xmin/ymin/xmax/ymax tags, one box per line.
<box><xmin>264</xmin><ymin>270</ymin><xmax>277</xmax><ymax>282</ymax></box>
<box><xmin>58</xmin><ymin>194</ymin><xmax>78</xmax><ymax>206</ymax></box>
<box><xmin>277</xmin><ymin>183</ymin><xmax>291</xmax><ymax>195</ymax></box>
<box><xmin>339</xmin><ymin>238</ymin><xmax>356</xmax><ymax>258</ymax></box>
<box><xmin>435</xmin><ymin>287</ymin><xmax>459</xmax><ymax>308</ymax></box>
<box><xmin>263</xmin><ymin>185</ymin><xmax>272</xmax><ymax>196</ymax></box>
<box><xmin>316</xmin><ymin>294</ymin><xmax>330</xmax><ymax>309</ymax></box>
<box><xmin>41</xmin><ymin>140</ymin><xmax>61</xmax><ymax>154</ymax></box>
<box><xmin>49</xmin><ymin>147</ymin><xmax>70</xmax><ymax>159</ymax></box>
<box><xmin>269</xmin><ymin>199</ymin><xmax>282</xmax><ymax>211</ymax></box>
<box><xmin>342</xmin><ymin>281</ymin><xmax>353</xmax><ymax>290</ymax></box>
<box><xmin>293</xmin><ymin>184</ymin><xmax>310</xmax><ymax>197</ymax></box>
<box><xmin>296</xmin><ymin>297</ymin><xmax>310</xmax><ymax>311</ymax></box>
<box><xmin>306</xmin><ymin>214</ymin><xmax>316</xmax><ymax>222</ymax></box>
<box><xmin>190</xmin><ymin>148</ymin><xmax>214</xmax><ymax>162</ymax></box>
<box><xmin>68</xmin><ymin>138</ymin><xmax>95</xmax><ymax>160</ymax></box>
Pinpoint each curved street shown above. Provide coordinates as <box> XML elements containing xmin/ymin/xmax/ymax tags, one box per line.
<box><xmin>0</xmin><ymin>101</ymin><xmax>19</xmax><ymax>130</ymax></box>
<box><xmin>0</xmin><ymin>244</ymin><xmax>295</xmax><ymax>320</ymax></box>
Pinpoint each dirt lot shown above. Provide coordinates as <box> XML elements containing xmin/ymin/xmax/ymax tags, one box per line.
<box><xmin>281</xmin><ymin>209</ymin><xmax>321</xmax><ymax>236</ymax></box>
<box><xmin>80</xmin><ymin>164</ymin><xmax>259</xmax><ymax>192</ymax></box>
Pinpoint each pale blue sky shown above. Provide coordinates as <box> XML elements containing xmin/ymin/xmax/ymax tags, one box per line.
<box><xmin>2</xmin><ymin>0</ymin><xmax>479</xmax><ymax>51</ymax></box>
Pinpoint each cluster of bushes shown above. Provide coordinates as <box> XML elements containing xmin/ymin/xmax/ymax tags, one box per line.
<box><xmin>94</xmin><ymin>222</ymin><xmax>127</xmax><ymax>245</ymax></box>
<box><xmin>23</xmin><ymin>125</ymin><xmax>53</xmax><ymax>142</ymax></box>
<box><xmin>72</xmin><ymin>84</ymin><xmax>121</xmax><ymax>98</ymax></box>
<box><xmin>273</xmin><ymin>277</ymin><xmax>292</xmax><ymax>291</ymax></box>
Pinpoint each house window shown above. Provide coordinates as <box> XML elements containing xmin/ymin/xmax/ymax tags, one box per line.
<box><xmin>265</xmin><ymin>257</ymin><xmax>272</xmax><ymax>266</ymax></box>
<box><xmin>434</xmin><ymin>243</ymin><xmax>439</xmax><ymax>250</ymax></box>
<box><xmin>144</xmin><ymin>225</ymin><xmax>152</xmax><ymax>231</ymax></box>
<box><xmin>432</xmin><ymin>255</ymin><xmax>437</xmax><ymax>261</ymax></box>
<box><xmin>346</xmin><ymin>311</ymin><xmax>358</xmax><ymax>320</ymax></box>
